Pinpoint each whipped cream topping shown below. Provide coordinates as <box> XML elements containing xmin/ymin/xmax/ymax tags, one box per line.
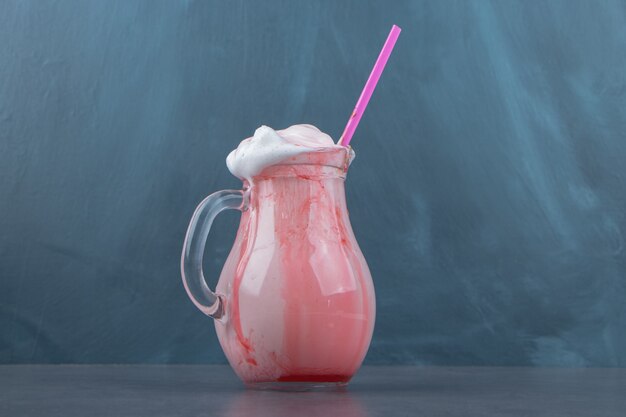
<box><xmin>226</xmin><ymin>124</ymin><xmax>351</xmax><ymax>181</ymax></box>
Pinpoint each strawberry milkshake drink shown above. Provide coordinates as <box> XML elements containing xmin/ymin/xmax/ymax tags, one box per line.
<box><xmin>182</xmin><ymin>124</ymin><xmax>375</xmax><ymax>389</ymax></box>
<box><xmin>181</xmin><ymin>25</ymin><xmax>400</xmax><ymax>390</ymax></box>
<box><xmin>219</xmin><ymin>124</ymin><xmax>374</xmax><ymax>387</ymax></box>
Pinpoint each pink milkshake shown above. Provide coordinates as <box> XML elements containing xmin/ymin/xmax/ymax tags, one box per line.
<box><xmin>215</xmin><ymin>125</ymin><xmax>375</xmax><ymax>387</ymax></box>
<box><xmin>182</xmin><ymin>25</ymin><xmax>400</xmax><ymax>389</ymax></box>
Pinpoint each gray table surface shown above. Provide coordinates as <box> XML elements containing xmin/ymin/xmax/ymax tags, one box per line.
<box><xmin>1</xmin><ymin>365</ymin><xmax>625</xmax><ymax>416</ymax></box>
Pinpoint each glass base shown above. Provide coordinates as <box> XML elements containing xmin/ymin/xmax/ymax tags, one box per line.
<box><xmin>246</xmin><ymin>380</ymin><xmax>349</xmax><ymax>392</ymax></box>
<box><xmin>245</xmin><ymin>375</ymin><xmax>351</xmax><ymax>391</ymax></box>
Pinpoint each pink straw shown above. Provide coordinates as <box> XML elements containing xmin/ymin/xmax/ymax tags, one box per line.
<box><xmin>338</xmin><ymin>25</ymin><xmax>401</xmax><ymax>147</ymax></box>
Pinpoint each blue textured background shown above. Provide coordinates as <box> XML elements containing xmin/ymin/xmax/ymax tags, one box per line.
<box><xmin>1</xmin><ymin>0</ymin><xmax>626</xmax><ymax>365</ymax></box>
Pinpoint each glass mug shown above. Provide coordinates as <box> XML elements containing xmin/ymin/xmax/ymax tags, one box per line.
<box><xmin>181</xmin><ymin>147</ymin><xmax>375</xmax><ymax>389</ymax></box>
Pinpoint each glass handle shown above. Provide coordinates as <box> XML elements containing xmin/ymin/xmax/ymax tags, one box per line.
<box><xmin>181</xmin><ymin>189</ymin><xmax>244</xmax><ymax>319</ymax></box>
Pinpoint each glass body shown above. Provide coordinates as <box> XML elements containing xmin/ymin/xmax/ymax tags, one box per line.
<box><xmin>181</xmin><ymin>149</ymin><xmax>375</xmax><ymax>389</ymax></box>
